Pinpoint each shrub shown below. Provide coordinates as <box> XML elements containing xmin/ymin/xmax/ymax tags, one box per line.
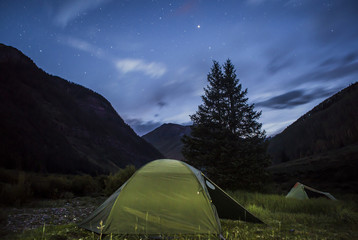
<box><xmin>30</xmin><ymin>176</ymin><xmax>51</xmax><ymax>198</ymax></box>
<box><xmin>104</xmin><ymin>165</ymin><xmax>136</xmax><ymax>196</ymax></box>
<box><xmin>0</xmin><ymin>183</ymin><xmax>33</xmax><ymax>205</ymax></box>
<box><xmin>30</xmin><ymin>175</ymin><xmax>72</xmax><ymax>198</ymax></box>
<box><xmin>0</xmin><ymin>172</ymin><xmax>33</xmax><ymax>205</ymax></box>
<box><xmin>70</xmin><ymin>174</ymin><xmax>99</xmax><ymax>196</ymax></box>
<box><xmin>0</xmin><ymin>168</ymin><xmax>18</xmax><ymax>184</ymax></box>
<box><xmin>0</xmin><ymin>166</ymin><xmax>137</xmax><ymax>205</ymax></box>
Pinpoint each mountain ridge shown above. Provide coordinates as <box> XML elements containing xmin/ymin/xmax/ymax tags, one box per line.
<box><xmin>142</xmin><ymin>123</ymin><xmax>191</xmax><ymax>161</ymax></box>
<box><xmin>267</xmin><ymin>82</ymin><xmax>358</xmax><ymax>164</ymax></box>
<box><xmin>0</xmin><ymin>43</ymin><xmax>163</xmax><ymax>174</ymax></box>
<box><xmin>267</xmin><ymin>82</ymin><xmax>358</xmax><ymax>193</ymax></box>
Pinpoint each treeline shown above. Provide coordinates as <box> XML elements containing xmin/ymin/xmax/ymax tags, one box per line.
<box><xmin>268</xmin><ymin>82</ymin><xmax>358</xmax><ymax>163</ymax></box>
<box><xmin>0</xmin><ymin>166</ymin><xmax>136</xmax><ymax>206</ymax></box>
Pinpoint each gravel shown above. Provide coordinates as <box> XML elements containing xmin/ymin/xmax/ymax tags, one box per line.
<box><xmin>1</xmin><ymin>197</ymin><xmax>105</xmax><ymax>234</ymax></box>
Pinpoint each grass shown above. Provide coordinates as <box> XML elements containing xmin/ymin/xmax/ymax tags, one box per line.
<box><xmin>228</xmin><ymin>191</ymin><xmax>358</xmax><ymax>239</ymax></box>
<box><xmin>3</xmin><ymin>191</ymin><xmax>358</xmax><ymax>240</ymax></box>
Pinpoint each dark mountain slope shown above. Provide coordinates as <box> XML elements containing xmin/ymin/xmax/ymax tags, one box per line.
<box><xmin>268</xmin><ymin>82</ymin><xmax>358</xmax><ymax>164</ymax></box>
<box><xmin>143</xmin><ymin>123</ymin><xmax>191</xmax><ymax>161</ymax></box>
<box><xmin>0</xmin><ymin>43</ymin><xmax>163</xmax><ymax>174</ymax></box>
<box><xmin>267</xmin><ymin>83</ymin><xmax>358</xmax><ymax>193</ymax></box>
<box><xmin>268</xmin><ymin>144</ymin><xmax>358</xmax><ymax>193</ymax></box>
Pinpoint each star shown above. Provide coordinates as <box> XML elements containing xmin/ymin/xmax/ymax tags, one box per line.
<box><xmin>197</xmin><ymin>25</ymin><xmax>201</xmax><ymax>29</ymax></box>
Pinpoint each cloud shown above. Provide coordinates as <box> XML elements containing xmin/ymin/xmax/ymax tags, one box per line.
<box><xmin>266</xmin><ymin>53</ymin><xmax>294</xmax><ymax>75</ymax></box>
<box><xmin>115</xmin><ymin>59</ymin><xmax>167</xmax><ymax>78</ymax></box>
<box><xmin>287</xmin><ymin>51</ymin><xmax>358</xmax><ymax>88</ymax></box>
<box><xmin>263</xmin><ymin>119</ymin><xmax>295</xmax><ymax>137</ymax></box>
<box><xmin>63</xmin><ymin>36</ymin><xmax>104</xmax><ymax>58</ymax></box>
<box><xmin>256</xmin><ymin>87</ymin><xmax>337</xmax><ymax>109</ymax></box>
<box><xmin>319</xmin><ymin>52</ymin><xmax>358</xmax><ymax>68</ymax></box>
<box><xmin>342</xmin><ymin>52</ymin><xmax>358</xmax><ymax>65</ymax></box>
<box><xmin>61</xmin><ymin>36</ymin><xmax>167</xmax><ymax>79</ymax></box>
<box><xmin>294</xmin><ymin>62</ymin><xmax>358</xmax><ymax>85</ymax></box>
<box><xmin>157</xmin><ymin>101</ymin><xmax>167</xmax><ymax>108</ymax></box>
<box><xmin>54</xmin><ymin>0</ymin><xmax>111</xmax><ymax>27</ymax></box>
<box><xmin>124</xmin><ymin>119</ymin><xmax>162</xmax><ymax>136</ymax></box>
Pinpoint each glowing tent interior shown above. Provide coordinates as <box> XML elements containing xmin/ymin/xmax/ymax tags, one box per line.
<box><xmin>79</xmin><ymin>159</ymin><xmax>263</xmax><ymax>237</ymax></box>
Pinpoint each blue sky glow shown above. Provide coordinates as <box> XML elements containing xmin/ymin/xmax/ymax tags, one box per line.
<box><xmin>1</xmin><ymin>0</ymin><xmax>358</xmax><ymax>136</ymax></box>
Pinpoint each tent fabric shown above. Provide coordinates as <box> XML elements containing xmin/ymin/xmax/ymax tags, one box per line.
<box><xmin>286</xmin><ymin>182</ymin><xmax>337</xmax><ymax>200</ymax></box>
<box><xmin>203</xmin><ymin>176</ymin><xmax>263</xmax><ymax>223</ymax></box>
<box><xmin>79</xmin><ymin>159</ymin><xmax>263</xmax><ymax>236</ymax></box>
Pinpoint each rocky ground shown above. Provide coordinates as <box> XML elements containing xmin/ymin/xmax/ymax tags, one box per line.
<box><xmin>0</xmin><ymin>196</ymin><xmax>105</xmax><ymax>235</ymax></box>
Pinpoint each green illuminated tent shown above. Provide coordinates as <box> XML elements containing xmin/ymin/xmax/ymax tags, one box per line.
<box><xmin>79</xmin><ymin>159</ymin><xmax>263</xmax><ymax>237</ymax></box>
<box><xmin>286</xmin><ymin>182</ymin><xmax>336</xmax><ymax>200</ymax></box>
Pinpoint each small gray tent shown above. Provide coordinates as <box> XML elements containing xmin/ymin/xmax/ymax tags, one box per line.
<box><xmin>286</xmin><ymin>182</ymin><xmax>336</xmax><ymax>200</ymax></box>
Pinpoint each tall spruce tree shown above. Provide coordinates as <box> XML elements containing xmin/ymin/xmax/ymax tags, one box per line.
<box><xmin>182</xmin><ymin>60</ymin><xmax>270</xmax><ymax>189</ymax></box>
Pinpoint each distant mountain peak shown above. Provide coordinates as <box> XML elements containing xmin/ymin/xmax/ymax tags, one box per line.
<box><xmin>143</xmin><ymin>123</ymin><xmax>191</xmax><ymax>161</ymax></box>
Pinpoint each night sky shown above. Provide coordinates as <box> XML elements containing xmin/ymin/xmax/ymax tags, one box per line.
<box><xmin>1</xmin><ymin>0</ymin><xmax>358</xmax><ymax>136</ymax></box>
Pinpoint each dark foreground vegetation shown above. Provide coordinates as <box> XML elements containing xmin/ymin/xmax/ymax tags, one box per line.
<box><xmin>1</xmin><ymin>167</ymin><xmax>357</xmax><ymax>239</ymax></box>
<box><xmin>2</xmin><ymin>190</ymin><xmax>357</xmax><ymax>240</ymax></box>
<box><xmin>0</xmin><ymin>166</ymin><xmax>136</xmax><ymax>206</ymax></box>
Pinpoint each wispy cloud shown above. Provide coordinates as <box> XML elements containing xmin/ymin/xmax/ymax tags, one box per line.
<box><xmin>54</xmin><ymin>0</ymin><xmax>111</xmax><ymax>27</ymax></box>
<box><xmin>124</xmin><ymin>118</ymin><xmax>162</xmax><ymax>136</ymax></box>
<box><xmin>266</xmin><ymin>53</ymin><xmax>295</xmax><ymax>75</ymax></box>
<box><xmin>63</xmin><ymin>36</ymin><xmax>104</xmax><ymax>58</ymax></box>
<box><xmin>293</xmin><ymin>61</ymin><xmax>358</xmax><ymax>86</ymax></box>
<box><xmin>256</xmin><ymin>87</ymin><xmax>337</xmax><ymax>109</ymax></box>
<box><xmin>263</xmin><ymin>119</ymin><xmax>295</xmax><ymax>136</ymax></box>
<box><xmin>60</xmin><ymin>36</ymin><xmax>167</xmax><ymax>79</ymax></box>
<box><xmin>115</xmin><ymin>59</ymin><xmax>167</xmax><ymax>78</ymax></box>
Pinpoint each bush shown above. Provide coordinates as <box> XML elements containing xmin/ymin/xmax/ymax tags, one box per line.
<box><xmin>70</xmin><ymin>174</ymin><xmax>100</xmax><ymax>196</ymax></box>
<box><xmin>104</xmin><ymin>165</ymin><xmax>136</xmax><ymax>196</ymax></box>
<box><xmin>30</xmin><ymin>174</ymin><xmax>103</xmax><ymax>198</ymax></box>
<box><xmin>30</xmin><ymin>176</ymin><xmax>52</xmax><ymax>198</ymax></box>
<box><xmin>0</xmin><ymin>172</ymin><xmax>33</xmax><ymax>205</ymax></box>
<box><xmin>48</xmin><ymin>175</ymin><xmax>72</xmax><ymax>197</ymax></box>
<box><xmin>0</xmin><ymin>168</ymin><xmax>18</xmax><ymax>184</ymax></box>
<box><xmin>0</xmin><ymin>166</ymin><xmax>137</xmax><ymax>205</ymax></box>
<box><xmin>30</xmin><ymin>175</ymin><xmax>72</xmax><ymax>198</ymax></box>
<box><xmin>0</xmin><ymin>183</ymin><xmax>33</xmax><ymax>205</ymax></box>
